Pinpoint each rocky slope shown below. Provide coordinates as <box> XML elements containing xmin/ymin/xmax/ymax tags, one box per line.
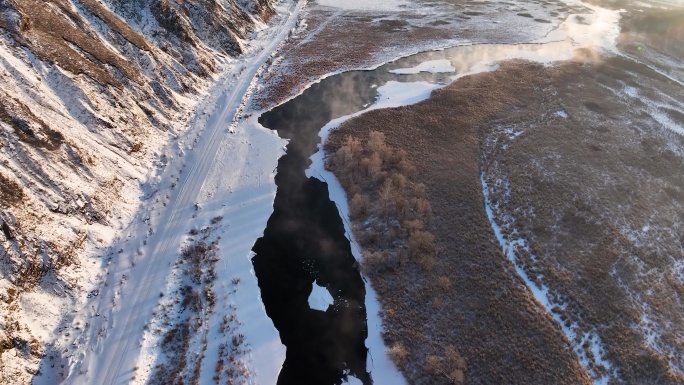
<box><xmin>0</xmin><ymin>0</ymin><xmax>274</xmax><ymax>382</ymax></box>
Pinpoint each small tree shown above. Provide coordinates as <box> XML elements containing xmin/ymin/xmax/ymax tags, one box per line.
<box><xmin>425</xmin><ymin>355</ymin><xmax>441</xmax><ymax>375</ymax></box>
<box><xmin>408</xmin><ymin>230</ymin><xmax>435</xmax><ymax>256</ymax></box>
<box><xmin>367</xmin><ymin>131</ymin><xmax>388</xmax><ymax>157</ymax></box>
<box><xmin>424</xmin><ymin>347</ymin><xmax>467</xmax><ymax>384</ymax></box>
<box><xmin>437</xmin><ymin>276</ymin><xmax>451</xmax><ymax>291</ymax></box>
<box><xmin>349</xmin><ymin>194</ymin><xmax>370</xmax><ymax>220</ymax></box>
<box><xmin>344</xmin><ymin>135</ymin><xmax>363</xmax><ymax>156</ymax></box>
<box><xmin>387</xmin><ymin>343</ymin><xmax>409</xmax><ymax>365</ymax></box>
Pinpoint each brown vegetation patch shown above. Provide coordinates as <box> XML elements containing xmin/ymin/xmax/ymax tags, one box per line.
<box><xmin>0</xmin><ymin>173</ymin><xmax>24</xmax><ymax>207</ymax></box>
<box><xmin>149</xmin><ymin>231</ymin><xmax>219</xmax><ymax>385</ymax></box>
<box><xmin>326</xmin><ymin>60</ymin><xmax>590</xmax><ymax>384</ymax></box>
<box><xmin>1</xmin><ymin>0</ymin><xmax>144</xmax><ymax>87</ymax></box>
<box><xmin>481</xmin><ymin>55</ymin><xmax>684</xmax><ymax>383</ymax></box>
<box><xmin>325</xmin><ymin>130</ymin><xmax>438</xmax><ymax>273</ymax></box>
<box><xmin>78</xmin><ymin>0</ymin><xmax>151</xmax><ymax>51</ymax></box>
<box><xmin>0</xmin><ymin>91</ymin><xmax>64</xmax><ymax>151</ymax></box>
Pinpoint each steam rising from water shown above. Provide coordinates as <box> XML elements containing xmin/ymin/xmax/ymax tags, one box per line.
<box><xmin>388</xmin><ymin>1</ymin><xmax>622</xmax><ymax>79</ymax></box>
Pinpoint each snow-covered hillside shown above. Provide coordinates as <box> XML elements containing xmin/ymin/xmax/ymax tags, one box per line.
<box><xmin>0</xmin><ymin>0</ymin><xmax>277</xmax><ymax>382</ymax></box>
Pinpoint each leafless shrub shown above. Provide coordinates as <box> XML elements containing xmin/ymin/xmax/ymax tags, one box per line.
<box><xmin>361</xmin><ymin>153</ymin><xmax>383</xmax><ymax>179</ymax></box>
<box><xmin>130</xmin><ymin>142</ymin><xmax>142</xmax><ymax>153</ymax></box>
<box><xmin>416</xmin><ymin>254</ymin><xmax>437</xmax><ymax>270</ymax></box>
<box><xmin>368</xmin><ymin>131</ymin><xmax>391</xmax><ymax>159</ymax></box>
<box><xmin>349</xmin><ymin>194</ymin><xmax>370</xmax><ymax>220</ymax></box>
<box><xmin>150</xmin><ymin>321</ymin><xmax>191</xmax><ymax>384</ymax></box>
<box><xmin>232</xmin><ymin>334</ymin><xmax>245</xmax><ymax>347</ymax></box>
<box><xmin>361</xmin><ymin>251</ymin><xmax>388</xmax><ymax>274</ymax></box>
<box><xmin>0</xmin><ymin>173</ymin><xmax>24</xmax><ymax>206</ymax></box>
<box><xmin>403</xmin><ymin>219</ymin><xmax>424</xmax><ymax>234</ymax></box>
<box><xmin>437</xmin><ymin>276</ymin><xmax>451</xmax><ymax>291</ymax></box>
<box><xmin>344</xmin><ymin>135</ymin><xmax>363</xmax><ymax>156</ymax></box>
<box><xmin>414</xmin><ymin>198</ymin><xmax>433</xmax><ymax>225</ymax></box>
<box><xmin>387</xmin><ymin>343</ymin><xmax>409</xmax><ymax>365</ymax></box>
<box><xmin>423</xmin><ymin>347</ymin><xmax>467</xmax><ymax>384</ymax></box>
<box><xmin>425</xmin><ymin>355</ymin><xmax>442</xmax><ymax>375</ymax></box>
<box><xmin>408</xmin><ymin>230</ymin><xmax>435</xmax><ymax>257</ymax></box>
<box><xmin>181</xmin><ymin>286</ymin><xmax>201</xmax><ymax>313</ymax></box>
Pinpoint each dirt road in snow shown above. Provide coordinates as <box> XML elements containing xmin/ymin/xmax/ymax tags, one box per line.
<box><xmin>59</xmin><ymin>2</ymin><xmax>304</xmax><ymax>384</ymax></box>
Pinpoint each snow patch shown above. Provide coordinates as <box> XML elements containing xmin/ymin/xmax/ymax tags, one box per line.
<box><xmin>343</xmin><ymin>373</ymin><xmax>365</xmax><ymax>384</ymax></box>
<box><xmin>623</xmin><ymin>86</ymin><xmax>639</xmax><ymax>98</ymax></box>
<box><xmin>44</xmin><ymin>1</ymin><xmax>302</xmax><ymax>383</ymax></box>
<box><xmin>373</xmin><ymin>81</ymin><xmax>441</xmax><ymax>107</ymax></box>
<box><xmin>308</xmin><ymin>283</ymin><xmax>335</xmax><ymax>311</ymax></box>
<box><xmin>390</xmin><ymin>59</ymin><xmax>456</xmax><ymax>74</ymax></box>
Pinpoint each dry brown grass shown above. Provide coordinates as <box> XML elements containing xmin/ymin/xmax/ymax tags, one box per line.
<box><xmin>1</xmin><ymin>0</ymin><xmax>142</xmax><ymax>88</ymax></box>
<box><xmin>481</xmin><ymin>55</ymin><xmax>684</xmax><ymax>383</ymax></box>
<box><xmin>0</xmin><ymin>173</ymin><xmax>24</xmax><ymax>207</ymax></box>
<box><xmin>326</xmin><ymin>60</ymin><xmax>593</xmax><ymax>384</ymax></box>
<box><xmin>78</xmin><ymin>0</ymin><xmax>151</xmax><ymax>51</ymax></box>
<box><xmin>326</xmin><ymin>42</ymin><xmax>684</xmax><ymax>382</ymax></box>
<box><xmin>0</xmin><ymin>91</ymin><xmax>64</xmax><ymax>151</ymax></box>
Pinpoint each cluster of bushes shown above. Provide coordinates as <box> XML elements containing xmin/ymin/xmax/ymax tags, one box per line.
<box><xmin>424</xmin><ymin>346</ymin><xmax>468</xmax><ymax>385</ymax></box>
<box><xmin>151</xmin><ymin>321</ymin><xmax>191</xmax><ymax>384</ymax></box>
<box><xmin>0</xmin><ymin>173</ymin><xmax>24</xmax><ymax>207</ymax></box>
<box><xmin>325</xmin><ymin>131</ymin><xmax>437</xmax><ymax>272</ymax></box>
<box><xmin>150</xmin><ymin>216</ymin><xmax>254</xmax><ymax>385</ymax></box>
<box><xmin>149</xmin><ymin>220</ymin><xmax>223</xmax><ymax>385</ymax></box>
<box><xmin>325</xmin><ymin>131</ymin><xmax>470</xmax><ymax>382</ymax></box>
<box><xmin>213</xmin><ymin>286</ymin><xmax>252</xmax><ymax>384</ymax></box>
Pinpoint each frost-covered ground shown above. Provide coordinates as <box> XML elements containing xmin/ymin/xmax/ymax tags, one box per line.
<box><xmin>481</xmin><ymin>174</ymin><xmax>617</xmax><ymax>384</ymax></box>
<box><xmin>299</xmin><ymin>4</ymin><xmax>624</xmax><ymax>380</ymax></box>
<box><xmin>476</xmin><ymin>6</ymin><xmax>684</xmax><ymax>380</ymax></box>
